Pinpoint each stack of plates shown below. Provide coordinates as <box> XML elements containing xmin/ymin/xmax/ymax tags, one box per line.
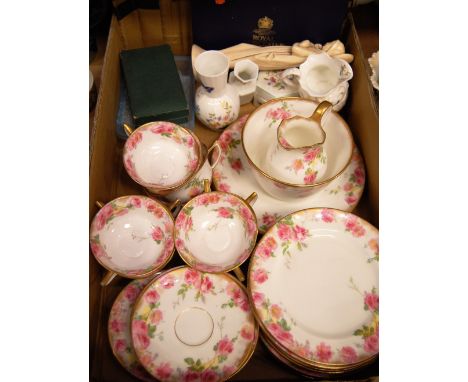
<box><xmin>247</xmin><ymin>208</ymin><xmax>379</xmax><ymax>375</ymax></box>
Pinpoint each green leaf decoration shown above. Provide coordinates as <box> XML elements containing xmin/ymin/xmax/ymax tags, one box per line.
<box><xmin>354</xmin><ymin>329</ymin><xmax>363</xmax><ymax>336</ymax></box>
<box><xmin>279</xmin><ymin>318</ymin><xmax>291</xmax><ymax>331</ymax></box>
<box><xmin>184</xmin><ymin>358</ymin><xmax>194</xmax><ymax>365</ymax></box>
<box><xmin>148</xmin><ymin>324</ymin><xmax>156</xmax><ymax>338</ymax></box>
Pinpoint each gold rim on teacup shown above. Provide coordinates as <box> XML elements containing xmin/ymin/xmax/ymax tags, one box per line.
<box><xmin>241</xmin><ymin>97</ymin><xmax>354</xmax><ymax>189</ymax></box>
<box><xmin>123</xmin><ymin>122</ymin><xmax>204</xmax><ymax>193</ymax></box>
<box><xmin>90</xmin><ymin>196</ymin><xmax>180</xmax><ymax>286</ymax></box>
<box><xmin>247</xmin><ymin>207</ymin><xmax>379</xmax><ymax>371</ymax></box>
<box><xmin>174</xmin><ymin>179</ymin><xmax>258</xmax><ymax>282</ymax></box>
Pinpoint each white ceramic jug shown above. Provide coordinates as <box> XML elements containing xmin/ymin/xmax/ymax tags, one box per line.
<box><xmin>281</xmin><ymin>52</ymin><xmax>353</xmax><ymax>111</ymax></box>
<box><xmin>194</xmin><ymin>50</ymin><xmax>240</xmax><ymax>130</ymax></box>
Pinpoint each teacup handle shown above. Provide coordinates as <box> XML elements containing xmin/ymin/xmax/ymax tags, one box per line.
<box><xmin>203</xmin><ymin>179</ymin><xmax>211</xmax><ymax>193</ymax></box>
<box><xmin>123</xmin><ymin>123</ymin><xmax>134</xmax><ymax>137</ymax></box>
<box><xmin>244</xmin><ymin>192</ymin><xmax>258</xmax><ymax>206</ymax></box>
<box><xmin>167</xmin><ymin>199</ymin><xmax>181</xmax><ymax>214</ymax></box>
<box><xmin>208</xmin><ymin>142</ymin><xmax>222</xmax><ymax>169</ymax></box>
<box><xmin>281</xmin><ymin>68</ymin><xmax>301</xmax><ymax>88</ymax></box>
<box><xmin>232</xmin><ymin>267</ymin><xmax>246</xmax><ymax>282</ymax></box>
<box><xmin>101</xmin><ymin>270</ymin><xmax>118</xmax><ymax>287</ymax></box>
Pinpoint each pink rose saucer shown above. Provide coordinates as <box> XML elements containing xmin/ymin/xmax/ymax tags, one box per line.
<box><xmin>131</xmin><ymin>266</ymin><xmax>258</xmax><ymax>382</ymax></box>
<box><xmin>211</xmin><ymin>115</ymin><xmax>365</xmax><ymax>233</ymax></box>
<box><xmin>108</xmin><ymin>277</ymin><xmax>157</xmax><ymax>381</ymax></box>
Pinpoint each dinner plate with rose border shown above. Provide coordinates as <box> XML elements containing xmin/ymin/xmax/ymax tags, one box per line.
<box><xmin>90</xmin><ymin>195</ymin><xmax>175</xmax><ymax>278</ymax></box>
<box><xmin>108</xmin><ymin>276</ymin><xmax>159</xmax><ymax>381</ymax></box>
<box><xmin>131</xmin><ymin>266</ymin><xmax>259</xmax><ymax>382</ymax></box>
<box><xmin>248</xmin><ymin>208</ymin><xmax>379</xmax><ymax>368</ymax></box>
<box><xmin>211</xmin><ymin>115</ymin><xmax>365</xmax><ymax>233</ymax></box>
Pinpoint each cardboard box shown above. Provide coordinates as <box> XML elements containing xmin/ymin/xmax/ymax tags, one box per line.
<box><xmin>89</xmin><ymin>11</ymin><xmax>378</xmax><ymax>382</ymax></box>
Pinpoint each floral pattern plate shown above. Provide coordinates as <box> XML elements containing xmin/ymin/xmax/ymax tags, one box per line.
<box><xmin>132</xmin><ymin>266</ymin><xmax>259</xmax><ymax>381</ymax></box>
<box><xmin>175</xmin><ymin>192</ymin><xmax>258</xmax><ymax>273</ymax></box>
<box><xmin>212</xmin><ymin>116</ymin><xmax>365</xmax><ymax>233</ymax></box>
<box><xmin>90</xmin><ymin>196</ymin><xmax>175</xmax><ymax>278</ymax></box>
<box><xmin>108</xmin><ymin>277</ymin><xmax>157</xmax><ymax>381</ymax></box>
<box><xmin>248</xmin><ymin>208</ymin><xmax>378</xmax><ymax>367</ymax></box>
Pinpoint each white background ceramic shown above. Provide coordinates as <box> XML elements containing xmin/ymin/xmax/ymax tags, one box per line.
<box><xmin>123</xmin><ymin>122</ymin><xmax>200</xmax><ymax>193</ymax></box>
<box><xmin>132</xmin><ymin>267</ymin><xmax>258</xmax><ymax>381</ymax></box>
<box><xmin>194</xmin><ymin>51</ymin><xmax>240</xmax><ymax>130</ymax></box>
<box><xmin>242</xmin><ymin>98</ymin><xmax>354</xmax><ymax>201</ymax></box>
<box><xmin>212</xmin><ymin>115</ymin><xmax>365</xmax><ymax>233</ymax></box>
<box><xmin>90</xmin><ymin>196</ymin><xmax>174</xmax><ymax>278</ymax></box>
<box><xmin>281</xmin><ymin>53</ymin><xmax>353</xmax><ymax>111</ymax></box>
<box><xmin>249</xmin><ymin>208</ymin><xmax>379</xmax><ymax>366</ymax></box>
<box><xmin>228</xmin><ymin>59</ymin><xmax>259</xmax><ymax>105</ymax></box>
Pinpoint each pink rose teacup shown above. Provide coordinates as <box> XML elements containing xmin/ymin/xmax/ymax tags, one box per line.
<box><xmin>90</xmin><ymin>195</ymin><xmax>179</xmax><ymax>286</ymax></box>
<box><xmin>174</xmin><ymin>180</ymin><xmax>258</xmax><ymax>280</ymax></box>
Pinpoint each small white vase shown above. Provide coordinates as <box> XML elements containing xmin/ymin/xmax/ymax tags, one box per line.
<box><xmin>194</xmin><ymin>51</ymin><xmax>240</xmax><ymax>131</ymax></box>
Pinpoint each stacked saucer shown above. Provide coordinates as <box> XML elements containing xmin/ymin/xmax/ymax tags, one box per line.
<box><xmin>247</xmin><ymin>208</ymin><xmax>379</xmax><ymax>375</ymax></box>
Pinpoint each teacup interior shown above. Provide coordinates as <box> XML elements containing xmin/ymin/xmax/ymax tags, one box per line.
<box><xmin>280</xmin><ymin>119</ymin><xmax>325</xmax><ymax>148</ymax></box>
<box><xmin>304</xmin><ymin>65</ymin><xmax>339</xmax><ymax>95</ymax></box>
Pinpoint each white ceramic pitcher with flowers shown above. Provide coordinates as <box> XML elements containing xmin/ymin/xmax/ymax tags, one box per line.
<box><xmin>281</xmin><ymin>52</ymin><xmax>353</xmax><ymax>111</ymax></box>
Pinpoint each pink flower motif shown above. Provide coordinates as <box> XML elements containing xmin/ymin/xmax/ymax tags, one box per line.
<box><xmin>343</xmin><ymin>182</ymin><xmax>353</xmax><ymax>192</ymax></box>
<box><xmin>277</xmin><ymin>223</ymin><xmax>293</xmax><ymax>241</ymax></box>
<box><xmin>188</xmin><ymin>158</ymin><xmax>198</xmax><ymax>172</ymax></box>
<box><xmin>292</xmin><ymin>225</ymin><xmax>308</xmax><ymax>241</ymax></box>
<box><xmin>217</xmin><ymin>207</ymin><xmax>232</xmax><ymax>218</ymax></box>
<box><xmin>321</xmin><ymin>209</ymin><xmax>335</xmax><ymax>223</ymax></box>
<box><xmin>264</xmin><ymin>236</ymin><xmax>278</xmax><ymax>249</ymax></box>
<box><xmin>230</xmin><ymin>158</ymin><xmax>243</xmax><ymax>173</ymax></box>
<box><xmin>155</xmin><ymin>362</ymin><xmax>173</xmax><ymax>379</ymax></box>
<box><xmin>151</xmin><ymin>122</ymin><xmax>174</xmax><ymax>135</ymax></box>
<box><xmin>345</xmin><ymin>195</ymin><xmax>358</xmax><ymax>205</ymax></box>
<box><xmin>90</xmin><ymin>242</ymin><xmax>105</xmax><ymax>258</ymax></box>
<box><xmin>252</xmin><ymin>291</ymin><xmax>265</xmax><ymax>307</ymax></box>
<box><xmin>132</xmin><ymin>319</ymin><xmax>147</xmax><ymax>335</ymax></box>
<box><xmin>267</xmin><ymin>107</ymin><xmax>291</xmax><ymax>120</ymax></box>
<box><xmin>96</xmin><ymin>204</ymin><xmax>113</xmax><ymax>230</ymax></box>
<box><xmin>239</xmin><ymin>298</ymin><xmax>250</xmax><ymax>312</ymax></box>
<box><xmin>163</xmin><ymin>220</ymin><xmax>173</xmax><ymax>234</ymax></box>
<box><xmin>354</xmin><ymin>167</ymin><xmax>365</xmax><ymax>185</ymax></box>
<box><xmin>200</xmin><ymin>369</ymin><xmax>218</xmax><ymax>382</ymax></box>
<box><xmin>364</xmin><ymin>292</ymin><xmax>379</xmax><ymax>311</ymax></box>
<box><xmin>183</xmin><ymin>371</ymin><xmax>200</xmax><ymax>382</ymax></box>
<box><xmin>197</xmin><ymin>193</ymin><xmax>221</xmax><ymax>206</ymax></box>
<box><xmin>188</xmin><ymin>186</ymin><xmax>201</xmax><ymax>198</ymax></box>
<box><xmin>345</xmin><ymin>216</ymin><xmax>366</xmax><ymax>237</ymax></box>
<box><xmin>146</xmin><ymin>201</ymin><xmax>164</xmax><ymax>218</ymax></box>
<box><xmin>151</xmin><ymin>226</ymin><xmax>164</xmax><ymax>242</ymax></box>
<box><xmin>315</xmin><ymin>342</ymin><xmax>333</xmax><ymax>362</ymax></box>
<box><xmin>217</xmin><ymin>336</ymin><xmax>234</xmax><ymax>355</ymax></box>
<box><xmin>262</xmin><ymin>213</ymin><xmax>276</xmax><ymax>228</ymax></box>
<box><xmin>240</xmin><ymin>206</ymin><xmax>252</xmax><ymax>221</ymax></box>
<box><xmin>252</xmin><ymin>268</ymin><xmax>268</xmax><ymax>284</ymax></box>
<box><xmin>270</xmin><ymin>304</ymin><xmax>283</xmax><ymax>320</ymax></box>
<box><xmin>144</xmin><ymin>289</ymin><xmax>160</xmax><ymax>304</ymax></box>
<box><xmin>295</xmin><ymin>343</ymin><xmax>312</xmax><ymax>359</ymax></box>
<box><xmin>149</xmin><ymin>309</ymin><xmax>163</xmax><ymax>325</ymax></box>
<box><xmin>368</xmin><ymin>238</ymin><xmax>379</xmax><ymax>253</ymax></box>
<box><xmin>304</xmin><ymin>147</ymin><xmax>321</xmax><ymax>162</ymax></box>
<box><xmin>240</xmin><ymin>323</ymin><xmax>255</xmax><ymax>341</ymax></box>
<box><xmin>125</xmin><ymin>284</ymin><xmax>139</xmax><ymax>300</ymax></box>
<box><xmin>133</xmin><ymin>332</ymin><xmax>150</xmax><ymax>350</ymax></box>
<box><xmin>176</xmin><ymin>237</ymin><xmax>185</xmax><ymax>250</ymax></box>
<box><xmin>340</xmin><ymin>346</ymin><xmax>358</xmax><ymax>363</ymax></box>
<box><xmin>303</xmin><ymin>172</ymin><xmax>317</xmax><ymax>184</ymax></box>
<box><xmin>186</xmin><ymin>135</ymin><xmax>194</xmax><ymax>148</ymax></box>
<box><xmin>129</xmin><ymin>196</ymin><xmax>141</xmax><ymax>208</ymax></box>
<box><xmin>257</xmin><ymin>244</ymin><xmax>272</xmax><ymax>260</ymax></box>
<box><xmin>110</xmin><ymin>319</ymin><xmax>125</xmax><ymax>333</ymax></box>
<box><xmin>200</xmin><ymin>276</ymin><xmax>214</xmax><ymax>293</ymax></box>
<box><xmin>184</xmin><ymin>268</ymin><xmax>202</xmax><ymax>288</ymax></box>
<box><xmin>268</xmin><ymin>323</ymin><xmax>293</xmax><ymax>345</ymax></box>
<box><xmin>115</xmin><ymin>338</ymin><xmax>126</xmax><ymax>352</ymax></box>
<box><xmin>159</xmin><ymin>274</ymin><xmax>175</xmax><ymax>289</ymax></box>
<box><xmin>363</xmin><ymin>333</ymin><xmax>379</xmax><ymax>353</ymax></box>
<box><xmin>176</xmin><ymin>211</ymin><xmax>187</xmax><ymax>229</ymax></box>
<box><xmin>226</xmin><ymin>283</ymin><xmax>242</xmax><ymax>300</ymax></box>
<box><xmin>218</xmin><ymin>183</ymin><xmax>230</xmax><ymax>192</ymax></box>
<box><xmin>246</xmin><ymin>219</ymin><xmax>257</xmax><ymax>236</ymax></box>
<box><xmin>127</xmin><ymin>131</ymin><xmax>142</xmax><ymax>150</ymax></box>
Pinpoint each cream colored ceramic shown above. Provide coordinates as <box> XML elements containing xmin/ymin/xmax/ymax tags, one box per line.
<box><xmin>123</xmin><ymin>122</ymin><xmax>201</xmax><ymax>193</ymax></box>
<box><xmin>174</xmin><ymin>185</ymin><xmax>258</xmax><ymax>274</ymax></box>
<box><xmin>265</xmin><ymin>101</ymin><xmax>332</xmax><ymax>185</ymax></box>
<box><xmin>281</xmin><ymin>53</ymin><xmax>353</xmax><ymax>111</ymax></box>
<box><xmin>248</xmin><ymin>208</ymin><xmax>379</xmax><ymax>368</ymax></box>
<box><xmin>89</xmin><ymin>196</ymin><xmax>175</xmax><ymax>285</ymax></box>
<box><xmin>194</xmin><ymin>50</ymin><xmax>240</xmax><ymax>130</ymax></box>
<box><xmin>212</xmin><ymin>115</ymin><xmax>365</xmax><ymax>233</ymax></box>
<box><xmin>242</xmin><ymin>98</ymin><xmax>354</xmax><ymax>201</ymax></box>
<box><xmin>131</xmin><ymin>267</ymin><xmax>258</xmax><ymax>382</ymax></box>
<box><xmin>162</xmin><ymin>143</ymin><xmax>221</xmax><ymax>203</ymax></box>
<box><xmin>108</xmin><ymin>277</ymin><xmax>156</xmax><ymax>382</ymax></box>
<box><xmin>368</xmin><ymin>51</ymin><xmax>379</xmax><ymax>91</ymax></box>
